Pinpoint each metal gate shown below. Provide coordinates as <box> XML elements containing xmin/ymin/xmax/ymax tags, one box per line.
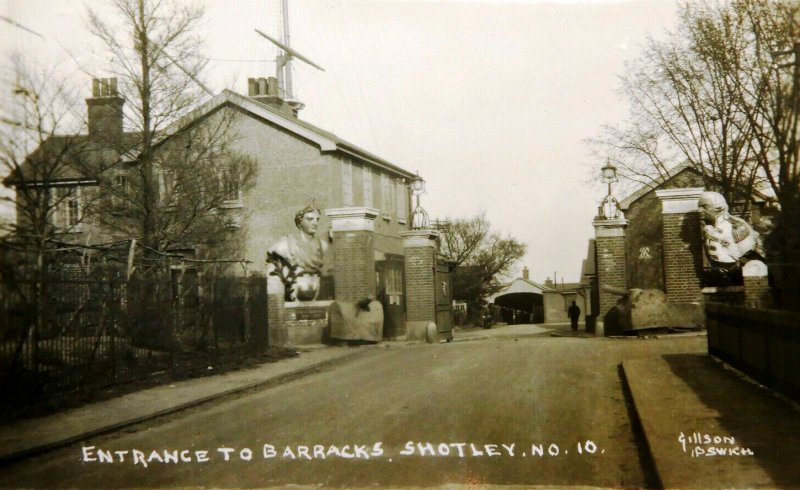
<box><xmin>434</xmin><ymin>259</ymin><xmax>453</xmax><ymax>340</ymax></box>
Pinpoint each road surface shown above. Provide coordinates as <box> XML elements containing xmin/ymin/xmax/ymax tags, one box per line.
<box><xmin>0</xmin><ymin>329</ymin><xmax>706</xmax><ymax>488</ymax></box>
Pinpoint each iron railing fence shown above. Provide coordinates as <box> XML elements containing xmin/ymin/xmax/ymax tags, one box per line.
<box><xmin>0</xmin><ymin>252</ymin><xmax>267</xmax><ymax>419</ymax></box>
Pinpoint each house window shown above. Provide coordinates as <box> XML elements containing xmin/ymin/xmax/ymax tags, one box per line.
<box><xmin>220</xmin><ymin>167</ymin><xmax>240</xmax><ymax>202</ymax></box>
<box><xmin>52</xmin><ymin>186</ymin><xmax>82</xmax><ymax>229</ymax></box>
<box><xmin>396</xmin><ymin>179</ymin><xmax>407</xmax><ymax>221</ymax></box>
<box><xmin>386</xmin><ymin>264</ymin><xmax>403</xmax><ymax>305</ymax></box>
<box><xmin>381</xmin><ymin>173</ymin><xmax>395</xmax><ymax>216</ymax></box>
<box><xmin>111</xmin><ymin>174</ymin><xmax>129</xmax><ymax>208</ymax></box>
<box><xmin>159</xmin><ymin>170</ymin><xmax>176</xmax><ymax>206</ymax></box>
<box><xmin>342</xmin><ymin>158</ymin><xmax>353</xmax><ymax>206</ymax></box>
<box><xmin>362</xmin><ymin>165</ymin><xmax>373</xmax><ymax>208</ymax></box>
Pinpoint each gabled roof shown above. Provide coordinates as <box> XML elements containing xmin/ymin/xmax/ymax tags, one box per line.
<box><xmin>159</xmin><ymin>90</ymin><xmax>416</xmax><ymax>179</ymax></box>
<box><xmin>487</xmin><ymin>277</ymin><xmax>548</xmax><ymax>302</ymax></box>
<box><xmin>619</xmin><ymin>162</ymin><xmax>697</xmax><ymax>210</ymax></box>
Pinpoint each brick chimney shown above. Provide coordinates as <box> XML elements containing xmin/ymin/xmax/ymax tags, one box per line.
<box><xmin>522</xmin><ymin>266</ymin><xmax>530</xmax><ymax>280</ymax></box>
<box><xmin>86</xmin><ymin>78</ymin><xmax>124</xmax><ymax>145</ymax></box>
<box><xmin>247</xmin><ymin>77</ymin><xmax>297</xmax><ymax>117</ymax></box>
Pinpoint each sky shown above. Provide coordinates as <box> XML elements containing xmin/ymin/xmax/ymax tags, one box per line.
<box><xmin>0</xmin><ymin>0</ymin><xmax>680</xmax><ymax>284</ymax></box>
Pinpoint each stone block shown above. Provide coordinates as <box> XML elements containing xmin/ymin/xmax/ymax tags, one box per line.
<box><xmin>329</xmin><ymin>300</ymin><xmax>383</xmax><ymax>342</ymax></box>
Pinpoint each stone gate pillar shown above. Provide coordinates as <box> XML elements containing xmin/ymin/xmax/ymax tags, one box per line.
<box><xmin>593</xmin><ymin>216</ymin><xmax>628</xmax><ymax>336</ymax></box>
<box><xmin>401</xmin><ymin>229</ymin><xmax>440</xmax><ymax>341</ymax></box>
<box><xmin>656</xmin><ymin>188</ymin><xmax>704</xmax><ymax>304</ymax></box>
<box><xmin>326</xmin><ymin>207</ymin><xmax>379</xmax><ymax>301</ymax></box>
<box><xmin>743</xmin><ymin>260</ymin><xmax>771</xmax><ymax>309</ymax></box>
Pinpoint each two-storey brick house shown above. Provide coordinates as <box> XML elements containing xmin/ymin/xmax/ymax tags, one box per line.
<box><xmin>7</xmin><ymin>77</ymin><xmax>419</xmax><ymax>339</ymax></box>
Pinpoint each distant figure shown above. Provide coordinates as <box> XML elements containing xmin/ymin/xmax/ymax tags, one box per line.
<box><xmin>568</xmin><ymin>301</ymin><xmax>581</xmax><ymax>331</ymax></box>
<box><xmin>267</xmin><ymin>205</ymin><xmax>330</xmax><ymax>301</ymax></box>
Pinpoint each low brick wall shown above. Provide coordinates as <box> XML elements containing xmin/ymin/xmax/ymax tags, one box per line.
<box><xmin>706</xmin><ymin>303</ymin><xmax>800</xmax><ymax>399</ymax></box>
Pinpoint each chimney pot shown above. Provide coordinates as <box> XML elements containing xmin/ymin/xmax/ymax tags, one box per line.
<box><xmin>247</xmin><ymin>78</ymin><xmax>258</xmax><ymax>96</ymax></box>
<box><xmin>267</xmin><ymin>77</ymin><xmax>279</xmax><ymax>96</ymax></box>
<box><xmin>257</xmin><ymin>78</ymin><xmax>268</xmax><ymax>96</ymax></box>
<box><xmin>87</xmin><ymin>77</ymin><xmax>124</xmax><ymax>145</ymax></box>
<box><xmin>522</xmin><ymin>266</ymin><xmax>529</xmax><ymax>280</ymax></box>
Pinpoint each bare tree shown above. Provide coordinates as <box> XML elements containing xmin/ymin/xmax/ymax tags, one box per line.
<box><xmin>592</xmin><ymin>0</ymin><xmax>797</xmax><ymax>206</ymax></box>
<box><xmin>93</xmin><ymin>111</ymin><xmax>257</xmax><ymax>257</ymax></box>
<box><xmin>592</xmin><ymin>0</ymin><xmax>800</xmax><ymax>308</ymax></box>
<box><xmin>88</xmin><ymin>0</ymin><xmax>217</xmax><ymax>254</ymax></box>
<box><xmin>0</xmin><ymin>57</ymin><xmax>94</xmax><ymax>367</ymax></box>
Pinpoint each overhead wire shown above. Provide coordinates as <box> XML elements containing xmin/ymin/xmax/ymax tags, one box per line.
<box><xmin>330</xmin><ymin>3</ymin><xmax>382</xmax><ymax>155</ymax></box>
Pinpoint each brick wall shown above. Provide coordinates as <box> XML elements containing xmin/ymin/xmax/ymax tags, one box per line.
<box><xmin>596</xmin><ymin>234</ymin><xmax>627</xmax><ymax>315</ymax></box>
<box><xmin>662</xmin><ymin>212</ymin><xmax>703</xmax><ymax>303</ymax></box>
<box><xmin>331</xmin><ymin>230</ymin><xmax>375</xmax><ymax>301</ymax></box>
<box><xmin>404</xmin><ymin>245</ymin><xmax>436</xmax><ymax>322</ymax></box>
<box><xmin>623</xmin><ymin>168</ymin><xmax>704</xmax><ymax>291</ymax></box>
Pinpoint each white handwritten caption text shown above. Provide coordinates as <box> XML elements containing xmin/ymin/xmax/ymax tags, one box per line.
<box><xmin>678</xmin><ymin>432</ymin><xmax>754</xmax><ymax>458</ymax></box>
<box><xmin>80</xmin><ymin>440</ymin><xmax>605</xmax><ymax>467</ymax></box>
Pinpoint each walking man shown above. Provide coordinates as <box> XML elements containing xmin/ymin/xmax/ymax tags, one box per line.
<box><xmin>568</xmin><ymin>301</ymin><xmax>581</xmax><ymax>331</ymax></box>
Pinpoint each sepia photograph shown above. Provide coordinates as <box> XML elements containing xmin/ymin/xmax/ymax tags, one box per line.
<box><xmin>0</xmin><ymin>0</ymin><xmax>798</xmax><ymax>488</ymax></box>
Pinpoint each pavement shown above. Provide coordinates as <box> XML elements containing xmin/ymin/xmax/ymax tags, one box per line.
<box><xmin>622</xmin><ymin>354</ymin><xmax>800</xmax><ymax>489</ymax></box>
<box><xmin>1</xmin><ymin>322</ymin><xmax>799</xmax><ymax>489</ymax></box>
<box><xmin>0</xmin><ymin>345</ymin><xmax>376</xmax><ymax>466</ymax></box>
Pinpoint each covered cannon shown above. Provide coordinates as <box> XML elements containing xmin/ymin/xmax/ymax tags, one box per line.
<box><xmin>602</xmin><ymin>286</ymin><xmax>704</xmax><ymax>335</ymax></box>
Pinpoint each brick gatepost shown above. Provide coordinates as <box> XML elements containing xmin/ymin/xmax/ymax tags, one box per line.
<box><xmin>656</xmin><ymin>188</ymin><xmax>705</xmax><ymax>304</ymax></box>
<box><xmin>326</xmin><ymin>207</ymin><xmax>379</xmax><ymax>301</ymax></box>
<box><xmin>593</xmin><ymin>216</ymin><xmax>628</xmax><ymax>336</ymax></box>
<box><xmin>401</xmin><ymin>229</ymin><xmax>440</xmax><ymax>341</ymax></box>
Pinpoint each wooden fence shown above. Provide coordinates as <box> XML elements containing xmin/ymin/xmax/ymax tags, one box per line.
<box><xmin>706</xmin><ymin>302</ymin><xmax>800</xmax><ymax>400</ymax></box>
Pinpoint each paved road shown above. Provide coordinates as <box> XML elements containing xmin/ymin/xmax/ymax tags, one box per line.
<box><xmin>0</xmin><ymin>333</ymin><xmax>706</xmax><ymax>488</ymax></box>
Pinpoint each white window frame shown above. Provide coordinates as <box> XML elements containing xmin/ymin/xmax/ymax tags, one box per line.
<box><xmin>51</xmin><ymin>186</ymin><xmax>83</xmax><ymax>231</ymax></box>
<box><xmin>111</xmin><ymin>174</ymin><xmax>129</xmax><ymax>209</ymax></box>
<box><xmin>157</xmin><ymin>169</ymin><xmax>181</xmax><ymax>210</ymax></box>
<box><xmin>386</xmin><ymin>264</ymin><xmax>404</xmax><ymax>305</ymax></box>
<box><xmin>396</xmin><ymin>179</ymin><xmax>407</xmax><ymax>223</ymax></box>
<box><xmin>219</xmin><ymin>166</ymin><xmax>243</xmax><ymax>208</ymax></box>
<box><xmin>342</xmin><ymin>158</ymin><xmax>353</xmax><ymax>206</ymax></box>
<box><xmin>362</xmin><ymin>165</ymin><xmax>373</xmax><ymax>208</ymax></box>
<box><xmin>381</xmin><ymin>173</ymin><xmax>395</xmax><ymax>219</ymax></box>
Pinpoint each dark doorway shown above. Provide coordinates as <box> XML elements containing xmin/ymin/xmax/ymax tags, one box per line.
<box><xmin>494</xmin><ymin>292</ymin><xmax>544</xmax><ymax>324</ymax></box>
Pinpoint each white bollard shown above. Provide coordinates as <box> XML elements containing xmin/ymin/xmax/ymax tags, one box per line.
<box><xmin>426</xmin><ymin>322</ymin><xmax>438</xmax><ymax>344</ymax></box>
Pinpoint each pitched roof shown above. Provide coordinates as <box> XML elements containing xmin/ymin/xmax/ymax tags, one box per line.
<box><xmin>9</xmin><ymin>89</ymin><xmax>416</xmax><ymax>186</ymax></box>
<box><xmin>4</xmin><ymin>132</ymin><xmax>142</xmax><ymax>186</ymax></box>
<box><xmin>159</xmin><ymin>90</ymin><xmax>416</xmax><ymax>179</ymax></box>
<box><xmin>618</xmin><ymin>161</ymin><xmax>697</xmax><ymax>210</ymax></box>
